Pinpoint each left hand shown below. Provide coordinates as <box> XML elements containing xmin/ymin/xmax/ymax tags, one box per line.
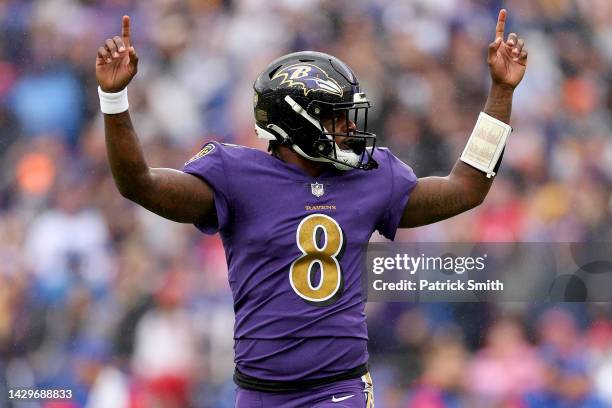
<box><xmin>488</xmin><ymin>9</ymin><xmax>528</xmax><ymax>89</ymax></box>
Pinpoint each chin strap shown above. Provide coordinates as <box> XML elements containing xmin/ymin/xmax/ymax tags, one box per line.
<box><xmin>284</xmin><ymin>96</ymin><xmax>323</xmax><ymax>130</ymax></box>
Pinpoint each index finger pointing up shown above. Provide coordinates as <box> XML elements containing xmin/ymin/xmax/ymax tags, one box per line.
<box><xmin>495</xmin><ymin>9</ymin><xmax>507</xmax><ymax>40</ymax></box>
<box><xmin>122</xmin><ymin>15</ymin><xmax>131</xmax><ymax>45</ymax></box>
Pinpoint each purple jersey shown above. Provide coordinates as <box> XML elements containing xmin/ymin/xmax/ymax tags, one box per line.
<box><xmin>183</xmin><ymin>142</ymin><xmax>417</xmax><ymax>381</ymax></box>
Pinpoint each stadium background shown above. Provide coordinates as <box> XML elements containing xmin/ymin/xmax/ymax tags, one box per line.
<box><xmin>0</xmin><ymin>0</ymin><xmax>611</xmax><ymax>406</ymax></box>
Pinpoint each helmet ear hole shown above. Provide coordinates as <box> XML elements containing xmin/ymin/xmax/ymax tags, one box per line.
<box><xmin>314</xmin><ymin>140</ymin><xmax>333</xmax><ymax>156</ymax></box>
<box><xmin>308</xmin><ymin>104</ymin><xmax>323</xmax><ymax>118</ymax></box>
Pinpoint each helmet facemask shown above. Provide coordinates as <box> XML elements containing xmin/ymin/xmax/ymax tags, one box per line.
<box><xmin>283</xmin><ymin>93</ymin><xmax>378</xmax><ymax>171</ymax></box>
<box><xmin>309</xmin><ymin>95</ymin><xmax>377</xmax><ymax>171</ymax></box>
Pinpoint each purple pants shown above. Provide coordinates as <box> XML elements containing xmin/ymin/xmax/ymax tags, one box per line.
<box><xmin>235</xmin><ymin>373</ymin><xmax>374</xmax><ymax>408</ymax></box>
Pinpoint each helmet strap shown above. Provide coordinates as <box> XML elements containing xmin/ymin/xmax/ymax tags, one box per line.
<box><xmin>284</xmin><ymin>96</ymin><xmax>322</xmax><ymax>131</ymax></box>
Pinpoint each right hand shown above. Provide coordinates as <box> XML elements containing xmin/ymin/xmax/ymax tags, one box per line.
<box><xmin>96</xmin><ymin>16</ymin><xmax>139</xmax><ymax>93</ymax></box>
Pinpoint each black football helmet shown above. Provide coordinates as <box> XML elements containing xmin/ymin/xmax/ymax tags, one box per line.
<box><xmin>253</xmin><ymin>51</ymin><xmax>378</xmax><ymax>170</ymax></box>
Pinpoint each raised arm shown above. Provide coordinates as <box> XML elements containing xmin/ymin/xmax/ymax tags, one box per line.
<box><xmin>400</xmin><ymin>9</ymin><xmax>527</xmax><ymax>228</ymax></box>
<box><xmin>96</xmin><ymin>16</ymin><xmax>214</xmax><ymax>224</ymax></box>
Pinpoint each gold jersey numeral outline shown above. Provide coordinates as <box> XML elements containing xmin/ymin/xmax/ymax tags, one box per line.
<box><xmin>289</xmin><ymin>214</ymin><xmax>345</xmax><ymax>306</ymax></box>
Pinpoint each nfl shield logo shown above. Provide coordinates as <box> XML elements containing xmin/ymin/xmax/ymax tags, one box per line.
<box><xmin>311</xmin><ymin>182</ymin><xmax>324</xmax><ymax>197</ymax></box>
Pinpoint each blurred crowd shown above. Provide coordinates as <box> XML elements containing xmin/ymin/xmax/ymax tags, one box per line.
<box><xmin>0</xmin><ymin>0</ymin><xmax>611</xmax><ymax>406</ymax></box>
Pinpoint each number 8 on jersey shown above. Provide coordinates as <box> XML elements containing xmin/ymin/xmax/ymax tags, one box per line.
<box><xmin>290</xmin><ymin>214</ymin><xmax>346</xmax><ymax>306</ymax></box>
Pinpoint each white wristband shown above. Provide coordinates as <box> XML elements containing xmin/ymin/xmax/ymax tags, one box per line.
<box><xmin>460</xmin><ymin>112</ymin><xmax>512</xmax><ymax>178</ymax></box>
<box><xmin>98</xmin><ymin>86</ymin><xmax>129</xmax><ymax>114</ymax></box>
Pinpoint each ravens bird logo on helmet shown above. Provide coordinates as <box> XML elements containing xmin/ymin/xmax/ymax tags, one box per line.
<box><xmin>271</xmin><ymin>64</ymin><xmax>343</xmax><ymax>97</ymax></box>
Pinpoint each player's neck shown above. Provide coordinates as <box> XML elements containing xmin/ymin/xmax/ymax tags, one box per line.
<box><xmin>275</xmin><ymin>145</ymin><xmax>328</xmax><ymax>178</ymax></box>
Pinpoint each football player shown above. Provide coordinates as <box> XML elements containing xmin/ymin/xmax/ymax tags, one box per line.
<box><xmin>96</xmin><ymin>9</ymin><xmax>527</xmax><ymax>408</ymax></box>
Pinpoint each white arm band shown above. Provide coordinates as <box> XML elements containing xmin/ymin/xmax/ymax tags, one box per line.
<box><xmin>460</xmin><ymin>112</ymin><xmax>512</xmax><ymax>178</ymax></box>
<box><xmin>98</xmin><ymin>86</ymin><xmax>129</xmax><ymax>114</ymax></box>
